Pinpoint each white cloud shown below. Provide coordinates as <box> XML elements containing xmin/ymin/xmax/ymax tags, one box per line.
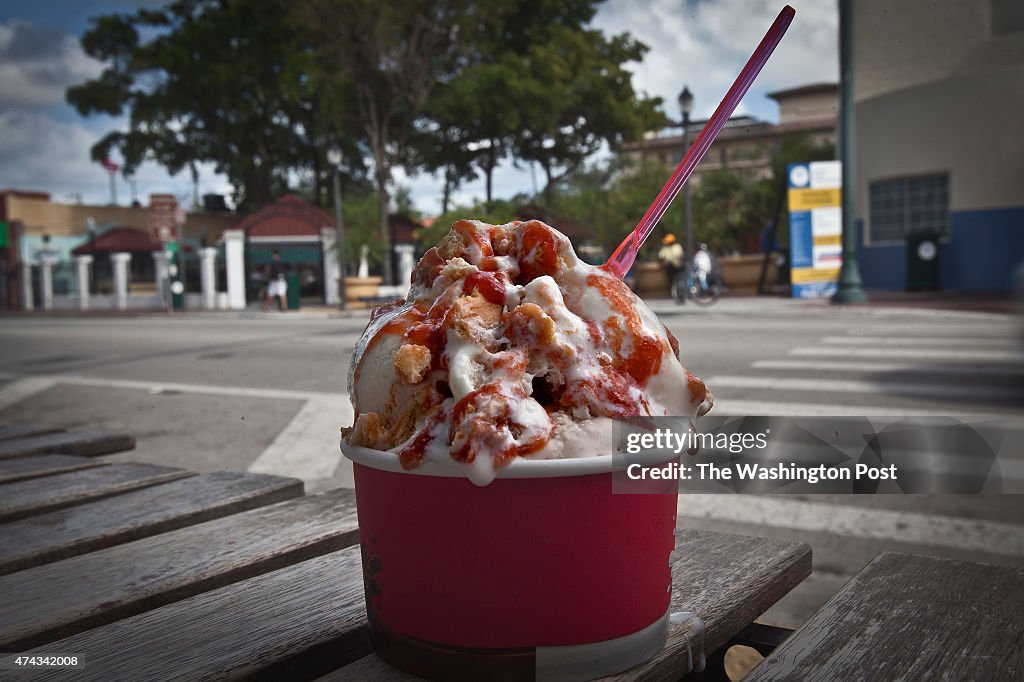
<box><xmin>0</xmin><ymin>20</ymin><xmax>104</xmax><ymax>110</ymax></box>
<box><xmin>593</xmin><ymin>0</ymin><xmax>838</xmax><ymax>121</ymax></box>
<box><xmin>0</xmin><ymin>110</ymin><xmax>232</xmax><ymax>208</ymax></box>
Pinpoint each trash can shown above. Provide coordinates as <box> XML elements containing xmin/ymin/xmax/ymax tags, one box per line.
<box><xmin>286</xmin><ymin>272</ymin><xmax>301</xmax><ymax>310</ymax></box>
<box><xmin>906</xmin><ymin>231</ymin><xmax>941</xmax><ymax>291</ymax></box>
<box><xmin>170</xmin><ymin>278</ymin><xmax>185</xmax><ymax>310</ymax></box>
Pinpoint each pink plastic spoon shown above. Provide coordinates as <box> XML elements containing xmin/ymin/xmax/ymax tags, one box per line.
<box><xmin>605</xmin><ymin>5</ymin><xmax>796</xmax><ymax>278</ymax></box>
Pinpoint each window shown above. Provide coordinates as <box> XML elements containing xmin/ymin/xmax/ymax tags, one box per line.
<box><xmin>868</xmin><ymin>174</ymin><xmax>949</xmax><ymax>243</ymax></box>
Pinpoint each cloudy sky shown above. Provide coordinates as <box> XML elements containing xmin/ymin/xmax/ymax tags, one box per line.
<box><xmin>0</xmin><ymin>0</ymin><xmax>838</xmax><ymax>216</ymax></box>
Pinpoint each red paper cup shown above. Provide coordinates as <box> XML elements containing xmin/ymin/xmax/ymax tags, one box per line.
<box><xmin>342</xmin><ymin>443</ymin><xmax>680</xmax><ymax>680</ymax></box>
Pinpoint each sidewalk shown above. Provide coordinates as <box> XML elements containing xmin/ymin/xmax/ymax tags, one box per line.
<box><xmin>2</xmin><ymin>291</ymin><xmax>1017</xmax><ymax>320</ymax></box>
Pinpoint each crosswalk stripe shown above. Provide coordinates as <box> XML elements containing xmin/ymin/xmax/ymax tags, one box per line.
<box><xmin>677</xmin><ymin>495</ymin><xmax>1024</xmax><ymax>557</ymax></box>
<box><xmin>822</xmin><ymin>336</ymin><xmax>1018</xmax><ymax>348</ymax></box>
<box><xmin>707</xmin><ymin>375</ymin><xmax>1024</xmax><ymax>402</ymax></box>
<box><xmin>791</xmin><ymin>346</ymin><xmax>1020</xmax><ymax>361</ymax></box>
<box><xmin>0</xmin><ymin>377</ymin><xmax>59</xmax><ymax>410</ymax></box>
<box><xmin>0</xmin><ymin>372</ymin><xmax>344</xmax><ymax>402</ymax></box>
<box><xmin>752</xmin><ymin>359</ymin><xmax>1024</xmax><ymax>377</ymax></box>
<box><xmin>248</xmin><ymin>396</ymin><xmax>351</xmax><ymax>483</ymax></box>
<box><xmin>709</xmin><ymin>398</ymin><xmax>1023</xmax><ymax>424</ymax></box>
<box><xmin>845</xmin><ymin>326</ymin><xmax>1019</xmax><ymax>337</ymax></box>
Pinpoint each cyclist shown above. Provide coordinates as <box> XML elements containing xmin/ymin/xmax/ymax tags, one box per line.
<box><xmin>658</xmin><ymin>234</ymin><xmax>685</xmax><ymax>295</ymax></box>
<box><xmin>693</xmin><ymin>243</ymin><xmax>714</xmax><ymax>292</ymax></box>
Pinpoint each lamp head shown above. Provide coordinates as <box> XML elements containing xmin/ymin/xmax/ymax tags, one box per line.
<box><xmin>678</xmin><ymin>85</ymin><xmax>694</xmax><ymax>119</ymax></box>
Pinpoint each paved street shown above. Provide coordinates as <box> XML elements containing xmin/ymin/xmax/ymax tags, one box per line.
<box><xmin>1</xmin><ymin>298</ymin><xmax>1022</xmax><ymax>634</ymax></box>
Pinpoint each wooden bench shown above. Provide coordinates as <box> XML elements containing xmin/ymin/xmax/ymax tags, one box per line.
<box><xmin>746</xmin><ymin>552</ymin><xmax>1024</xmax><ymax>681</ymax></box>
<box><xmin>0</xmin><ymin>425</ymin><xmax>813</xmax><ymax>679</ymax></box>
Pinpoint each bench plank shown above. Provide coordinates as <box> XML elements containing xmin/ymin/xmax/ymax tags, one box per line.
<box><xmin>0</xmin><ymin>424</ymin><xmax>62</xmax><ymax>442</ymax></box>
<box><xmin>0</xmin><ymin>463</ymin><xmax>193</xmax><ymax>523</ymax></box>
<box><xmin>322</xmin><ymin>528</ymin><xmax>812</xmax><ymax>681</ymax></box>
<box><xmin>0</xmin><ymin>430</ymin><xmax>135</xmax><ymax>460</ymax></box>
<box><xmin>746</xmin><ymin>552</ymin><xmax>1024</xmax><ymax>681</ymax></box>
<box><xmin>0</xmin><ymin>454</ymin><xmax>107</xmax><ymax>484</ymax></box>
<box><xmin>0</xmin><ymin>471</ymin><xmax>304</xmax><ymax>575</ymax></box>
<box><xmin>0</xmin><ymin>489</ymin><xmax>359</xmax><ymax>650</ymax></box>
<box><xmin>23</xmin><ymin>548</ymin><xmax>370</xmax><ymax>681</ymax></box>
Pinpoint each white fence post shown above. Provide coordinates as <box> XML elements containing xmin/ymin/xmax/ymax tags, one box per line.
<box><xmin>200</xmin><ymin>247</ymin><xmax>218</xmax><ymax>310</ymax></box>
<box><xmin>20</xmin><ymin>260</ymin><xmax>35</xmax><ymax>311</ymax></box>
<box><xmin>75</xmin><ymin>255</ymin><xmax>93</xmax><ymax>310</ymax></box>
<box><xmin>111</xmin><ymin>252</ymin><xmax>132</xmax><ymax>311</ymax></box>
<box><xmin>321</xmin><ymin>228</ymin><xmax>340</xmax><ymax>305</ymax></box>
<box><xmin>223</xmin><ymin>230</ymin><xmax>246</xmax><ymax>310</ymax></box>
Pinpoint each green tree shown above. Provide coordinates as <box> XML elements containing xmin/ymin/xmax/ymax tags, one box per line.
<box><xmin>297</xmin><ymin>0</ymin><xmax>491</xmax><ymax>284</ymax></box>
<box><xmin>510</xmin><ymin>28</ymin><xmax>665</xmax><ymax>203</ymax></box>
<box><xmin>67</xmin><ymin>0</ymin><xmax>363</xmax><ymax>210</ymax></box>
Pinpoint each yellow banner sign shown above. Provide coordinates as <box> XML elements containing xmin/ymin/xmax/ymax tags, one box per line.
<box><xmin>791</xmin><ymin>267</ymin><xmax>841</xmax><ymax>284</ymax></box>
<box><xmin>788</xmin><ymin>188</ymin><xmax>841</xmax><ymax>212</ymax></box>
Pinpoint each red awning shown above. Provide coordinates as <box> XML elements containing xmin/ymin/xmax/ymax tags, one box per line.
<box><xmin>72</xmin><ymin>226</ymin><xmax>192</xmax><ymax>255</ymax></box>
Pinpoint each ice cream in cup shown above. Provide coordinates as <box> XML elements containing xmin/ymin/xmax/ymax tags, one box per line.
<box><xmin>342</xmin><ymin>219</ymin><xmax>713</xmax><ymax>679</ymax></box>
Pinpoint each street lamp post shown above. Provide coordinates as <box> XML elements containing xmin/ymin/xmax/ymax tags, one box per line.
<box><xmin>679</xmin><ymin>85</ymin><xmax>695</xmax><ymax>263</ymax></box>
<box><xmin>831</xmin><ymin>0</ymin><xmax>867</xmax><ymax>304</ymax></box>
<box><xmin>327</xmin><ymin>147</ymin><xmax>347</xmax><ymax>311</ymax></box>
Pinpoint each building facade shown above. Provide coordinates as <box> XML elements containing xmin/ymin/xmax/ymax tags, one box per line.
<box><xmin>620</xmin><ymin>84</ymin><xmax>838</xmax><ymax>185</ymax></box>
<box><xmin>853</xmin><ymin>0</ymin><xmax>1024</xmax><ymax>291</ymax></box>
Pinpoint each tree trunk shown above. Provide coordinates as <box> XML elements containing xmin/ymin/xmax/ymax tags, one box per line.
<box><xmin>376</xmin><ymin>168</ymin><xmax>392</xmax><ymax>285</ymax></box>
<box><xmin>540</xmin><ymin>161</ymin><xmax>554</xmax><ymax>205</ymax></box>
<box><xmin>442</xmin><ymin>166</ymin><xmax>452</xmax><ymax>215</ymax></box>
<box><xmin>485</xmin><ymin>140</ymin><xmax>497</xmax><ymax>205</ymax></box>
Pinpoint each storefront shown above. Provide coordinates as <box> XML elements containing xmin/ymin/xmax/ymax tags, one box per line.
<box><xmin>235</xmin><ymin>195</ymin><xmax>333</xmax><ymax>304</ymax></box>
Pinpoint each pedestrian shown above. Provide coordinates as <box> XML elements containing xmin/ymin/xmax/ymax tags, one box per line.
<box><xmin>658</xmin><ymin>233</ymin><xmax>684</xmax><ymax>294</ymax></box>
<box><xmin>265</xmin><ymin>250</ymin><xmax>287</xmax><ymax>312</ymax></box>
<box><xmin>693</xmin><ymin>243</ymin><xmax>714</xmax><ymax>290</ymax></box>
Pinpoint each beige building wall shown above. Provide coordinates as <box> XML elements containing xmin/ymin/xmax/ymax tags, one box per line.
<box><xmin>854</xmin><ymin>0</ymin><xmax>1024</xmax><ymax>226</ymax></box>
<box><xmin>3</xmin><ymin>193</ymin><xmax>240</xmax><ymax>241</ymax></box>
<box><xmin>776</xmin><ymin>91</ymin><xmax>838</xmax><ymax>125</ymax></box>
<box><xmin>857</xmin><ymin>62</ymin><xmax>1024</xmax><ymax>226</ymax></box>
<box><xmin>854</xmin><ymin>0</ymin><xmax>1024</xmax><ymax>102</ymax></box>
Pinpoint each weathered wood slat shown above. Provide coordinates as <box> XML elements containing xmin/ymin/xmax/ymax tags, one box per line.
<box><xmin>607</xmin><ymin>529</ymin><xmax>812</xmax><ymax>681</ymax></box>
<box><xmin>0</xmin><ymin>471</ymin><xmax>304</xmax><ymax>575</ymax></box>
<box><xmin>0</xmin><ymin>430</ymin><xmax>135</xmax><ymax>460</ymax></box>
<box><xmin>0</xmin><ymin>463</ymin><xmax>193</xmax><ymax>523</ymax></box>
<box><xmin>746</xmin><ymin>552</ymin><xmax>1024</xmax><ymax>681</ymax></box>
<box><xmin>0</xmin><ymin>488</ymin><xmax>359</xmax><ymax>650</ymax></box>
<box><xmin>24</xmin><ymin>548</ymin><xmax>370</xmax><ymax>681</ymax></box>
<box><xmin>0</xmin><ymin>454</ymin><xmax>107</xmax><ymax>484</ymax></box>
<box><xmin>0</xmin><ymin>424</ymin><xmax>62</xmax><ymax>442</ymax></box>
<box><xmin>323</xmin><ymin>528</ymin><xmax>812</xmax><ymax>681</ymax></box>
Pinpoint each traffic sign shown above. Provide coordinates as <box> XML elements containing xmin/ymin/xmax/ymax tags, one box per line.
<box><xmin>149</xmin><ymin>194</ymin><xmax>179</xmax><ymax>243</ymax></box>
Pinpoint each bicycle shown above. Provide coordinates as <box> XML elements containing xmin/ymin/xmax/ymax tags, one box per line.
<box><xmin>672</xmin><ymin>267</ymin><xmax>721</xmax><ymax>306</ymax></box>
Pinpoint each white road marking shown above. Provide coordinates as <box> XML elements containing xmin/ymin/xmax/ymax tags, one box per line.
<box><xmin>706</xmin><ymin>375</ymin><xmax>1024</xmax><ymax>402</ymax></box>
<box><xmin>791</xmin><ymin>346</ymin><xmax>1020</xmax><ymax>361</ymax></box>
<box><xmin>0</xmin><ymin>377</ymin><xmax>59</xmax><ymax>410</ymax></box>
<box><xmin>822</xmin><ymin>336</ymin><xmax>1018</xmax><ymax>347</ymax></box>
<box><xmin>752</xmin><ymin>359</ymin><xmax>1024</xmax><ymax>377</ymax></box>
<box><xmin>677</xmin><ymin>495</ymin><xmax>1024</xmax><ymax>557</ymax></box>
<box><xmin>0</xmin><ymin>372</ymin><xmax>344</xmax><ymax>402</ymax></box>
<box><xmin>248</xmin><ymin>396</ymin><xmax>353</xmax><ymax>484</ymax></box>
